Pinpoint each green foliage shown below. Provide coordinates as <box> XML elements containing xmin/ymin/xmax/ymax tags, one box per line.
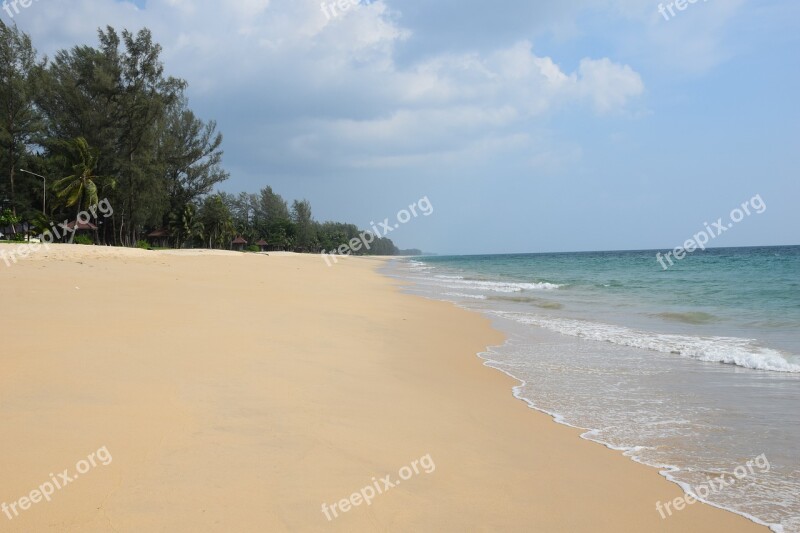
<box><xmin>51</xmin><ymin>137</ymin><xmax>115</xmax><ymax>213</ymax></box>
<box><xmin>398</xmin><ymin>249</ymin><xmax>424</xmax><ymax>256</ymax></box>
<box><xmin>0</xmin><ymin>21</ymin><xmax>44</xmax><ymax>216</ymax></box>
<box><xmin>0</xmin><ymin>208</ymin><xmax>20</xmax><ymax>228</ymax></box>
<box><xmin>2</xmin><ymin>23</ymin><xmax>410</xmax><ymax>256</ymax></box>
<box><xmin>135</xmin><ymin>240</ymin><xmax>150</xmax><ymax>250</ymax></box>
<box><xmin>316</xmin><ymin>221</ymin><xmax>360</xmax><ymax>254</ymax></box>
<box><xmin>0</xmin><ymin>209</ymin><xmax>25</xmax><ymax>242</ymax></box>
<box><xmin>291</xmin><ymin>199</ymin><xmax>315</xmax><ymax>252</ymax></box>
<box><xmin>198</xmin><ymin>194</ymin><xmax>234</xmax><ymax>249</ymax></box>
<box><xmin>74</xmin><ymin>234</ymin><xmax>93</xmax><ymax>245</ymax></box>
<box><xmin>35</xmin><ymin>26</ymin><xmax>194</xmax><ymax>245</ymax></box>
<box><xmin>0</xmin><ymin>208</ymin><xmax>26</xmax><ymax>241</ymax></box>
<box><xmin>162</xmin><ymin>104</ymin><xmax>229</xmax><ymax>219</ymax></box>
<box><xmin>246</xmin><ymin>245</ymin><xmax>260</xmax><ymax>252</ymax></box>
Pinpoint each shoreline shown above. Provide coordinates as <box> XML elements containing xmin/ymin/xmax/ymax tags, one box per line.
<box><xmin>479</xmin><ymin>353</ymin><xmax>780</xmax><ymax>533</ymax></box>
<box><xmin>0</xmin><ymin>245</ymin><xmax>768</xmax><ymax>531</ymax></box>
<box><xmin>385</xmin><ymin>258</ymin><xmax>780</xmax><ymax>533</ymax></box>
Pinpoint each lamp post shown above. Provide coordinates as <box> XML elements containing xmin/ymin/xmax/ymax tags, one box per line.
<box><xmin>19</xmin><ymin>169</ymin><xmax>46</xmax><ymax>214</ymax></box>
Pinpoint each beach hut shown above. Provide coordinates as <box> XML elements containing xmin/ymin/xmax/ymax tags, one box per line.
<box><xmin>255</xmin><ymin>239</ymin><xmax>269</xmax><ymax>252</ymax></box>
<box><xmin>231</xmin><ymin>236</ymin><xmax>248</xmax><ymax>251</ymax></box>
<box><xmin>66</xmin><ymin>220</ymin><xmax>97</xmax><ymax>231</ymax></box>
<box><xmin>146</xmin><ymin>228</ymin><xmax>170</xmax><ymax>248</ymax></box>
<box><xmin>65</xmin><ymin>220</ymin><xmax>97</xmax><ymax>242</ymax></box>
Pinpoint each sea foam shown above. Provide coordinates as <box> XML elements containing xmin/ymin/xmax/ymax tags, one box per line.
<box><xmin>492</xmin><ymin>311</ymin><xmax>800</xmax><ymax>373</ymax></box>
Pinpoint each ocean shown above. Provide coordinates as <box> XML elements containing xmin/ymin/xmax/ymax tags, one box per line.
<box><xmin>387</xmin><ymin>246</ymin><xmax>800</xmax><ymax>532</ymax></box>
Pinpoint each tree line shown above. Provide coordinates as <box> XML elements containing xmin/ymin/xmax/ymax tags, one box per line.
<box><xmin>0</xmin><ymin>21</ymin><xmax>407</xmax><ymax>255</ymax></box>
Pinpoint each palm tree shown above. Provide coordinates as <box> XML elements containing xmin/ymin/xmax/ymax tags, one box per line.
<box><xmin>199</xmin><ymin>195</ymin><xmax>234</xmax><ymax>249</ymax></box>
<box><xmin>169</xmin><ymin>203</ymin><xmax>203</xmax><ymax>248</ymax></box>
<box><xmin>52</xmin><ymin>137</ymin><xmax>115</xmax><ymax>242</ymax></box>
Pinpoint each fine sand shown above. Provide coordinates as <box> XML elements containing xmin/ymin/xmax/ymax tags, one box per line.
<box><xmin>0</xmin><ymin>245</ymin><xmax>767</xmax><ymax>531</ymax></box>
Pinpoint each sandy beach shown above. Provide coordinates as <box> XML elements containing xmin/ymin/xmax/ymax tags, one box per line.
<box><xmin>0</xmin><ymin>245</ymin><xmax>767</xmax><ymax>532</ymax></box>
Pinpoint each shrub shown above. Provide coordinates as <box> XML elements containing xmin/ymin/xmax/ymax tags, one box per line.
<box><xmin>246</xmin><ymin>245</ymin><xmax>260</xmax><ymax>252</ymax></box>
<box><xmin>74</xmin><ymin>234</ymin><xmax>94</xmax><ymax>245</ymax></box>
<box><xmin>135</xmin><ymin>240</ymin><xmax>151</xmax><ymax>250</ymax></box>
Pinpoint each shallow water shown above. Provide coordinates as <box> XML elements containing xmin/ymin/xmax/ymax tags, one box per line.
<box><xmin>387</xmin><ymin>246</ymin><xmax>800</xmax><ymax>532</ymax></box>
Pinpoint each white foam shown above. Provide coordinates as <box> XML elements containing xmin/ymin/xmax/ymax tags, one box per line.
<box><xmin>492</xmin><ymin>311</ymin><xmax>800</xmax><ymax>373</ymax></box>
<box><xmin>439</xmin><ymin>279</ymin><xmax>562</xmax><ymax>293</ymax></box>
<box><xmin>407</xmin><ymin>260</ymin><xmax>433</xmax><ymax>271</ymax></box>
<box><xmin>443</xmin><ymin>292</ymin><xmax>487</xmax><ymax>300</ymax></box>
<box><xmin>477</xmin><ymin>344</ymin><xmax>787</xmax><ymax>533</ymax></box>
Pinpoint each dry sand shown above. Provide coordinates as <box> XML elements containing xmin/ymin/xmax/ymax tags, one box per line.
<box><xmin>0</xmin><ymin>245</ymin><xmax>766</xmax><ymax>531</ymax></box>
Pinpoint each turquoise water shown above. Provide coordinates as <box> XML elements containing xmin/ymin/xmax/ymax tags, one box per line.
<box><xmin>389</xmin><ymin>246</ymin><xmax>800</xmax><ymax>532</ymax></box>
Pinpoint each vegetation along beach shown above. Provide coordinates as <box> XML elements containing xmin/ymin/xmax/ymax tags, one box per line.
<box><xmin>1</xmin><ymin>1</ymin><xmax>798</xmax><ymax>532</ymax></box>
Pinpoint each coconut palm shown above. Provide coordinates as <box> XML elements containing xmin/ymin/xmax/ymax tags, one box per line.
<box><xmin>52</xmin><ymin>137</ymin><xmax>116</xmax><ymax>217</ymax></box>
<box><xmin>169</xmin><ymin>203</ymin><xmax>204</xmax><ymax>248</ymax></box>
<box><xmin>51</xmin><ymin>137</ymin><xmax>116</xmax><ymax>243</ymax></box>
<box><xmin>199</xmin><ymin>195</ymin><xmax>234</xmax><ymax>249</ymax></box>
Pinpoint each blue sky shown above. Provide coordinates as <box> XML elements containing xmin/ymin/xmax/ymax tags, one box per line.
<box><xmin>5</xmin><ymin>0</ymin><xmax>799</xmax><ymax>254</ymax></box>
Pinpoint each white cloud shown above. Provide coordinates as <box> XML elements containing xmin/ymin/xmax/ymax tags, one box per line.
<box><xmin>576</xmin><ymin>57</ymin><xmax>644</xmax><ymax>113</ymax></box>
<box><xmin>608</xmin><ymin>0</ymin><xmax>749</xmax><ymax>73</ymax></box>
<box><xmin>16</xmin><ymin>0</ymin><xmax>644</xmax><ymax>172</ymax></box>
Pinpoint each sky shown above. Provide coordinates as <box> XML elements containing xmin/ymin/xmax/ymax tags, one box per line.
<box><xmin>4</xmin><ymin>0</ymin><xmax>799</xmax><ymax>255</ymax></box>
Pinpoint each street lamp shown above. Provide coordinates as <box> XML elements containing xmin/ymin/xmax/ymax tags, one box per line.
<box><xmin>19</xmin><ymin>169</ymin><xmax>46</xmax><ymax>214</ymax></box>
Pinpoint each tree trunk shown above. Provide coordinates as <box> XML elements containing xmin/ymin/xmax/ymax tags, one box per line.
<box><xmin>6</xmin><ymin>106</ymin><xmax>16</xmax><ymax>218</ymax></box>
<box><xmin>8</xmin><ymin>167</ymin><xmax>15</xmax><ymax>219</ymax></box>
